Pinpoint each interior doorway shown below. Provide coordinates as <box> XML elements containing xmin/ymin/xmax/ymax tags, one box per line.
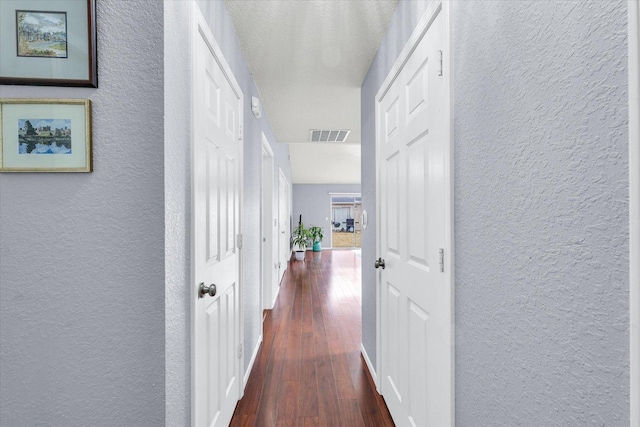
<box><xmin>330</xmin><ymin>194</ymin><xmax>362</xmax><ymax>248</ymax></box>
<box><xmin>278</xmin><ymin>169</ymin><xmax>290</xmax><ymax>283</ymax></box>
<box><xmin>261</xmin><ymin>134</ymin><xmax>276</xmax><ymax>310</ymax></box>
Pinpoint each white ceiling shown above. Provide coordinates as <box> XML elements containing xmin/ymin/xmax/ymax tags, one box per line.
<box><xmin>224</xmin><ymin>0</ymin><xmax>398</xmax><ymax>184</ymax></box>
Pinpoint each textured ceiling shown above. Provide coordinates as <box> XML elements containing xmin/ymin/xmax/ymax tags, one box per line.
<box><xmin>225</xmin><ymin>0</ymin><xmax>398</xmax><ymax>183</ymax></box>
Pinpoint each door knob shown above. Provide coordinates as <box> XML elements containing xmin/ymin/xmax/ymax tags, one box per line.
<box><xmin>199</xmin><ymin>282</ymin><xmax>217</xmax><ymax>298</ymax></box>
<box><xmin>375</xmin><ymin>258</ymin><xmax>385</xmax><ymax>269</ymax></box>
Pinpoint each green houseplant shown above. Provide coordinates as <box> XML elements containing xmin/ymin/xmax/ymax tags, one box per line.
<box><xmin>292</xmin><ymin>222</ymin><xmax>310</xmax><ymax>261</ymax></box>
<box><xmin>308</xmin><ymin>226</ymin><xmax>324</xmax><ymax>252</ymax></box>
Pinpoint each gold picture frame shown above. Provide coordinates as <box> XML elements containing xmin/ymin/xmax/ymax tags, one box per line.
<box><xmin>0</xmin><ymin>99</ymin><xmax>92</xmax><ymax>172</ymax></box>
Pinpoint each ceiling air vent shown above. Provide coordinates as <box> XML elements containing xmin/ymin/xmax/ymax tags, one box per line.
<box><xmin>310</xmin><ymin>129</ymin><xmax>350</xmax><ymax>143</ymax></box>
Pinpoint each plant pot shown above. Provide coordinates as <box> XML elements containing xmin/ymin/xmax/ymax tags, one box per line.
<box><xmin>294</xmin><ymin>250</ymin><xmax>305</xmax><ymax>261</ymax></box>
<box><xmin>312</xmin><ymin>241</ymin><xmax>322</xmax><ymax>252</ymax></box>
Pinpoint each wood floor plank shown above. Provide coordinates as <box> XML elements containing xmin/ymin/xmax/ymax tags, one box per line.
<box><xmin>233</xmin><ymin>367</ymin><xmax>263</xmax><ymax>416</ymax></box>
<box><xmin>331</xmin><ymin>353</ymin><xmax>358</xmax><ymax>399</ymax></box>
<box><xmin>300</xmin><ymin>416</ymin><xmax>320</xmax><ymax>427</ymax></box>
<box><xmin>337</xmin><ymin>398</ymin><xmax>366</xmax><ymax>427</ymax></box>
<box><xmin>315</xmin><ymin>351</ymin><xmax>340</xmax><ymax>426</ymax></box>
<box><xmin>300</xmin><ymin>281</ymin><xmax>314</xmax><ymax>333</ymax></box>
<box><xmin>350</xmin><ymin>364</ymin><xmax>394</xmax><ymax>426</ymax></box>
<box><xmin>282</xmin><ymin>328</ymin><xmax>302</xmax><ymax>383</ymax></box>
<box><xmin>229</xmin><ymin>414</ymin><xmax>255</xmax><ymax>427</ymax></box>
<box><xmin>298</xmin><ymin>332</ymin><xmax>319</xmax><ymax>416</ymax></box>
<box><xmin>275</xmin><ymin>380</ymin><xmax>298</xmax><ymax>426</ymax></box>
<box><xmin>230</xmin><ymin>250</ymin><xmax>394</xmax><ymax>426</ymax></box>
<box><xmin>253</xmin><ymin>345</ymin><xmax>286</xmax><ymax>426</ymax></box>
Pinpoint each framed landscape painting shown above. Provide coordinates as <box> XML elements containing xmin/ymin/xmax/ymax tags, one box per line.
<box><xmin>0</xmin><ymin>0</ymin><xmax>97</xmax><ymax>87</ymax></box>
<box><xmin>0</xmin><ymin>99</ymin><xmax>92</xmax><ymax>172</ymax></box>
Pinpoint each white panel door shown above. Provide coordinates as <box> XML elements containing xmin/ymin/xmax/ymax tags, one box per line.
<box><xmin>193</xmin><ymin>17</ymin><xmax>242</xmax><ymax>427</ymax></box>
<box><xmin>377</xmin><ymin>7</ymin><xmax>452</xmax><ymax>426</ymax></box>
<box><xmin>278</xmin><ymin>170</ymin><xmax>290</xmax><ymax>283</ymax></box>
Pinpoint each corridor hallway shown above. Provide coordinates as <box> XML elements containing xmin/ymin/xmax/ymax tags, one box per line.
<box><xmin>230</xmin><ymin>250</ymin><xmax>394</xmax><ymax>426</ymax></box>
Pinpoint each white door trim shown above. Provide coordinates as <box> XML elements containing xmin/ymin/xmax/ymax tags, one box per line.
<box><xmin>629</xmin><ymin>1</ymin><xmax>639</xmax><ymax>425</ymax></box>
<box><xmin>261</xmin><ymin>132</ymin><xmax>275</xmax><ymax>310</ymax></box>
<box><xmin>190</xmin><ymin>3</ymin><xmax>245</xmax><ymax>422</ymax></box>
<box><xmin>278</xmin><ymin>168</ymin><xmax>291</xmax><ymax>280</ymax></box>
<box><xmin>374</xmin><ymin>0</ymin><xmax>454</xmax><ymax>421</ymax></box>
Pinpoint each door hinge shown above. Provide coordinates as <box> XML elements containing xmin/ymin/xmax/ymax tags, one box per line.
<box><xmin>238</xmin><ymin>343</ymin><xmax>243</xmax><ymax>360</ymax></box>
<box><xmin>439</xmin><ymin>248</ymin><xmax>444</xmax><ymax>272</ymax></box>
<box><xmin>438</xmin><ymin>50</ymin><xmax>443</xmax><ymax>76</ymax></box>
<box><xmin>237</xmin><ymin>233</ymin><xmax>243</xmax><ymax>249</ymax></box>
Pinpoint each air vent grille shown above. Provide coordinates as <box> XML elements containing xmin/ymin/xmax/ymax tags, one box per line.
<box><xmin>310</xmin><ymin>129</ymin><xmax>350</xmax><ymax>143</ymax></box>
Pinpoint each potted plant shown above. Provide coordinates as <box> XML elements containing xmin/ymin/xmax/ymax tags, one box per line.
<box><xmin>308</xmin><ymin>226</ymin><xmax>324</xmax><ymax>252</ymax></box>
<box><xmin>292</xmin><ymin>222</ymin><xmax>310</xmax><ymax>261</ymax></box>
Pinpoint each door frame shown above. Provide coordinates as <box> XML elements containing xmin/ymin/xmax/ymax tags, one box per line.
<box><xmin>329</xmin><ymin>193</ymin><xmax>362</xmax><ymax>248</ymax></box>
<box><xmin>374</xmin><ymin>0</ymin><xmax>454</xmax><ymax>419</ymax></box>
<box><xmin>261</xmin><ymin>133</ymin><xmax>276</xmax><ymax>309</ymax></box>
<box><xmin>629</xmin><ymin>1</ymin><xmax>639</xmax><ymax>424</ymax></box>
<box><xmin>278</xmin><ymin>168</ymin><xmax>291</xmax><ymax>281</ymax></box>
<box><xmin>190</xmin><ymin>4</ymin><xmax>245</xmax><ymax>422</ymax></box>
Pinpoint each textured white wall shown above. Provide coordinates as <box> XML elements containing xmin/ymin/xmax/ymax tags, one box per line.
<box><xmin>628</xmin><ymin>1</ymin><xmax>640</xmax><ymax>424</ymax></box>
<box><xmin>453</xmin><ymin>1</ymin><xmax>629</xmax><ymax>424</ymax></box>
<box><xmin>164</xmin><ymin>2</ymin><xmax>192</xmax><ymax>426</ymax></box>
<box><xmin>362</xmin><ymin>0</ymin><xmax>629</xmax><ymax>424</ymax></box>
<box><xmin>0</xmin><ymin>1</ymin><xmax>165</xmax><ymax>425</ymax></box>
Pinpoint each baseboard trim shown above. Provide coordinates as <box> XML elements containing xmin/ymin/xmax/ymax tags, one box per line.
<box><xmin>361</xmin><ymin>343</ymin><xmax>379</xmax><ymax>393</ymax></box>
<box><xmin>271</xmin><ymin>282</ymin><xmax>281</xmax><ymax>308</ymax></box>
<box><xmin>244</xmin><ymin>334</ymin><xmax>262</xmax><ymax>388</ymax></box>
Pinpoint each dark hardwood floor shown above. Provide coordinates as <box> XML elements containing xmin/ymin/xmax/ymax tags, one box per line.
<box><xmin>230</xmin><ymin>250</ymin><xmax>394</xmax><ymax>426</ymax></box>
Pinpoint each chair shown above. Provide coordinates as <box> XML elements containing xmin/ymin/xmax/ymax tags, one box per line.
<box><xmin>346</xmin><ymin>218</ymin><xmax>354</xmax><ymax>232</ymax></box>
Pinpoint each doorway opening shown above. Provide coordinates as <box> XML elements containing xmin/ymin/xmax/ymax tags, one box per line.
<box><xmin>330</xmin><ymin>194</ymin><xmax>362</xmax><ymax>249</ymax></box>
<box><xmin>261</xmin><ymin>133</ymin><xmax>276</xmax><ymax>311</ymax></box>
